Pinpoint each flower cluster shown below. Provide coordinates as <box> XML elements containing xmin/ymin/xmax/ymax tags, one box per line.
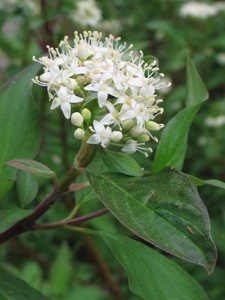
<box><xmin>71</xmin><ymin>0</ymin><xmax>102</xmax><ymax>27</ymax></box>
<box><xmin>179</xmin><ymin>2</ymin><xmax>217</xmax><ymax>19</ymax></box>
<box><xmin>32</xmin><ymin>31</ymin><xmax>170</xmax><ymax>156</ymax></box>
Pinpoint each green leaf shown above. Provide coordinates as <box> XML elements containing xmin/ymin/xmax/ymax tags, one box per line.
<box><xmin>86</xmin><ymin>167</ymin><xmax>217</xmax><ymax>274</ymax></box>
<box><xmin>98</xmin><ymin>232</ymin><xmax>209</xmax><ymax>300</ymax></box>
<box><xmin>17</xmin><ymin>171</ymin><xmax>39</xmax><ymax>208</ymax></box>
<box><xmin>1</xmin><ymin>203</ymin><xmax>33</xmax><ymax>228</ymax></box>
<box><xmin>49</xmin><ymin>243</ymin><xmax>72</xmax><ymax>295</ymax></box>
<box><xmin>152</xmin><ymin>104</ymin><xmax>200</xmax><ymax>173</ymax></box>
<box><xmin>189</xmin><ymin>175</ymin><xmax>225</xmax><ymax>189</ymax></box>
<box><xmin>152</xmin><ymin>55</ymin><xmax>208</xmax><ymax>174</ymax></box>
<box><xmin>99</xmin><ymin>149</ymin><xmax>143</xmax><ymax>177</ymax></box>
<box><xmin>0</xmin><ymin>269</ymin><xmax>47</xmax><ymax>300</ymax></box>
<box><xmin>0</xmin><ymin>63</ymin><xmax>41</xmax><ymax>199</ymax></box>
<box><xmin>0</xmin><ymin>179</ymin><xmax>15</xmax><ymax>199</ymax></box>
<box><xmin>7</xmin><ymin>159</ymin><xmax>55</xmax><ymax>179</ymax></box>
<box><xmin>185</xmin><ymin>53</ymin><xmax>209</xmax><ymax>107</ymax></box>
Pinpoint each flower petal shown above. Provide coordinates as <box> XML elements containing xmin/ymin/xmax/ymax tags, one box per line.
<box><xmin>61</xmin><ymin>102</ymin><xmax>71</xmax><ymax>119</ymax></box>
<box><xmin>86</xmin><ymin>134</ymin><xmax>101</xmax><ymax>144</ymax></box>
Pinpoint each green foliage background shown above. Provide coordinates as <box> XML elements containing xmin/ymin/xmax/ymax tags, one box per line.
<box><xmin>0</xmin><ymin>0</ymin><xmax>225</xmax><ymax>299</ymax></box>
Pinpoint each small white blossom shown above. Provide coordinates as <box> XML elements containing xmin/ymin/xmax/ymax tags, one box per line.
<box><xmin>205</xmin><ymin>116</ymin><xmax>225</xmax><ymax>128</ymax></box>
<box><xmin>122</xmin><ymin>140</ymin><xmax>152</xmax><ymax>157</ymax></box>
<box><xmin>85</xmin><ymin>80</ymin><xmax>120</xmax><ymax>108</ymax></box>
<box><xmin>87</xmin><ymin>120</ymin><xmax>112</xmax><ymax>148</ymax></box>
<box><xmin>179</xmin><ymin>2</ymin><xmax>217</xmax><ymax>19</ymax></box>
<box><xmin>51</xmin><ymin>86</ymin><xmax>83</xmax><ymax>119</ymax></box>
<box><xmin>71</xmin><ymin>0</ymin><xmax>102</xmax><ymax>27</ymax></box>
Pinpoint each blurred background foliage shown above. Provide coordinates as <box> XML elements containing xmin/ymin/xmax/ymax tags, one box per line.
<box><xmin>0</xmin><ymin>0</ymin><xmax>225</xmax><ymax>299</ymax></box>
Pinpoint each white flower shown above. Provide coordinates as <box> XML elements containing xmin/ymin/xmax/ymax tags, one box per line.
<box><xmin>32</xmin><ymin>31</ymin><xmax>169</xmax><ymax>156</ymax></box>
<box><xmin>100</xmin><ymin>102</ymin><xmax>120</xmax><ymax>126</ymax></box>
<box><xmin>71</xmin><ymin>0</ymin><xmax>102</xmax><ymax>27</ymax></box>
<box><xmin>179</xmin><ymin>2</ymin><xmax>217</xmax><ymax>19</ymax></box>
<box><xmin>205</xmin><ymin>116</ymin><xmax>225</xmax><ymax>128</ymax></box>
<box><xmin>85</xmin><ymin>80</ymin><xmax>120</xmax><ymax>108</ymax></box>
<box><xmin>87</xmin><ymin>120</ymin><xmax>112</xmax><ymax>148</ymax></box>
<box><xmin>120</xmin><ymin>100</ymin><xmax>150</xmax><ymax>129</ymax></box>
<box><xmin>121</xmin><ymin>140</ymin><xmax>152</xmax><ymax>157</ymax></box>
<box><xmin>51</xmin><ymin>86</ymin><xmax>83</xmax><ymax>119</ymax></box>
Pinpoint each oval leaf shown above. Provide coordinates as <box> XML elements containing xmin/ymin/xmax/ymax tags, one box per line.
<box><xmin>0</xmin><ymin>63</ymin><xmax>41</xmax><ymax>198</ymax></box>
<box><xmin>17</xmin><ymin>171</ymin><xmax>39</xmax><ymax>208</ymax></box>
<box><xmin>7</xmin><ymin>159</ymin><xmax>55</xmax><ymax>179</ymax></box>
<box><xmin>86</xmin><ymin>167</ymin><xmax>217</xmax><ymax>274</ymax></box>
<box><xmin>0</xmin><ymin>269</ymin><xmax>47</xmax><ymax>300</ymax></box>
<box><xmin>99</xmin><ymin>149</ymin><xmax>143</xmax><ymax>177</ymax></box>
<box><xmin>99</xmin><ymin>232</ymin><xmax>209</xmax><ymax>300</ymax></box>
<box><xmin>1</xmin><ymin>203</ymin><xmax>33</xmax><ymax>228</ymax></box>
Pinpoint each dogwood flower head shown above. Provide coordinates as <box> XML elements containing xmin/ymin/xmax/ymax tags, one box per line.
<box><xmin>32</xmin><ymin>31</ymin><xmax>170</xmax><ymax>156</ymax></box>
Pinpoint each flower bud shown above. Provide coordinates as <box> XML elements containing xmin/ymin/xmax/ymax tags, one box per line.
<box><xmin>137</xmin><ymin>134</ymin><xmax>150</xmax><ymax>142</ymax></box>
<box><xmin>130</xmin><ymin>125</ymin><xmax>143</xmax><ymax>137</ymax></box>
<box><xmin>81</xmin><ymin>108</ymin><xmax>91</xmax><ymax>121</ymax></box>
<box><xmin>74</xmin><ymin>128</ymin><xmax>85</xmax><ymax>139</ymax></box>
<box><xmin>66</xmin><ymin>78</ymin><xmax>78</xmax><ymax>90</ymax></box>
<box><xmin>71</xmin><ymin>112</ymin><xmax>84</xmax><ymax>127</ymax></box>
<box><xmin>146</xmin><ymin>121</ymin><xmax>164</xmax><ymax>131</ymax></box>
<box><xmin>111</xmin><ymin>131</ymin><xmax>123</xmax><ymax>142</ymax></box>
<box><xmin>121</xmin><ymin>119</ymin><xmax>134</xmax><ymax>130</ymax></box>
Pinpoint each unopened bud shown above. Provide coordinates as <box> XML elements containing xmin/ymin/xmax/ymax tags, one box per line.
<box><xmin>74</xmin><ymin>128</ymin><xmax>85</xmax><ymax>139</ymax></box>
<box><xmin>130</xmin><ymin>125</ymin><xmax>143</xmax><ymax>137</ymax></box>
<box><xmin>71</xmin><ymin>112</ymin><xmax>84</xmax><ymax>127</ymax></box>
<box><xmin>111</xmin><ymin>131</ymin><xmax>123</xmax><ymax>142</ymax></box>
<box><xmin>121</xmin><ymin>119</ymin><xmax>134</xmax><ymax>130</ymax></box>
<box><xmin>81</xmin><ymin>108</ymin><xmax>91</xmax><ymax>121</ymax></box>
<box><xmin>66</xmin><ymin>78</ymin><xmax>78</xmax><ymax>90</ymax></box>
<box><xmin>146</xmin><ymin>121</ymin><xmax>164</xmax><ymax>131</ymax></box>
<box><xmin>137</xmin><ymin>134</ymin><xmax>150</xmax><ymax>142</ymax></box>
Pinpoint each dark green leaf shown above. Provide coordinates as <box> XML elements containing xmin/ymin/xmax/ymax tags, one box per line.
<box><xmin>185</xmin><ymin>53</ymin><xmax>209</xmax><ymax>107</ymax></box>
<box><xmin>0</xmin><ymin>179</ymin><xmax>15</xmax><ymax>199</ymax></box>
<box><xmin>152</xmin><ymin>104</ymin><xmax>201</xmax><ymax>173</ymax></box>
<box><xmin>86</xmin><ymin>167</ymin><xmax>217</xmax><ymax>274</ymax></box>
<box><xmin>189</xmin><ymin>175</ymin><xmax>225</xmax><ymax>189</ymax></box>
<box><xmin>17</xmin><ymin>171</ymin><xmax>39</xmax><ymax>208</ymax></box>
<box><xmin>153</xmin><ymin>55</ymin><xmax>208</xmax><ymax>174</ymax></box>
<box><xmin>7</xmin><ymin>159</ymin><xmax>55</xmax><ymax>179</ymax></box>
<box><xmin>1</xmin><ymin>203</ymin><xmax>33</xmax><ymax>227</ymax></box>
<box><xmin>0</xmin><ymin>269</ymin><xmax>47</xmax><ymax>300</ymax></box>
<box><xmin>0</xmin><ymin>63</ymin><xmax>41</xmax><ymax>199</ymax></box>
<box><xmin>99</xmin><ymin>232</ymin><xmax>209</xmax><ymax>300</ymax></box>
<box><xmin>99</xmin><ymin>149</ymin><xmax>143</xmax><ymax>177</ymax></box>
<box><xmin>49</xmin><ymin>243</ymin><xmax>72</xmax><ymax>295</ymax></box>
